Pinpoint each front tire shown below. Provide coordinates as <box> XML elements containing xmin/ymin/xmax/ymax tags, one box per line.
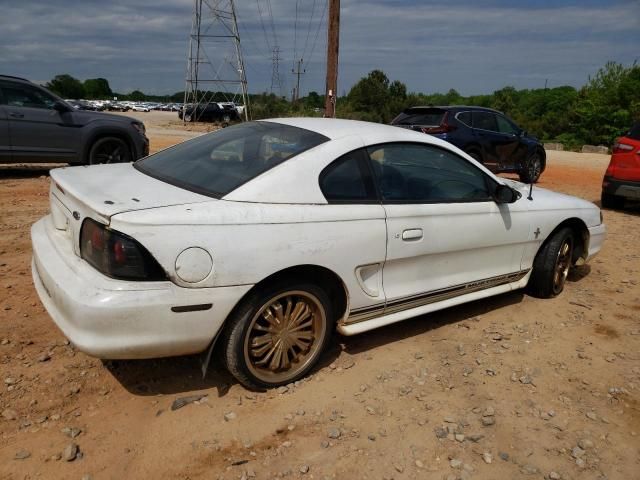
<box><xmin>519</xmin><ymin>153</ymin><xmax>543</xmax><ymax>183</ymax></box>
<box><xmin>221</xmin><ymin>281</ymin><xmax>333</xmax><ymax>389</ymax></box>
<box><xmin>528</xmin><ymin>227</ymin><xmax>574</xmax><ymax>298</ymax></box>
<box><xmin>88</xmin><ymin>137</ymin><xmax>131</xmax><ymax>165</ymax></box>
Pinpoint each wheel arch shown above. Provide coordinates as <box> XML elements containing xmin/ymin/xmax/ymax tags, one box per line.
<box><xmin>200</xmin><ymin>264</ymin><xmax>350</xmax><ymax>377</ymax></box>
<box><xmin>537</xmin><ymin>217</ymin><xmax>589</xmax><ymax>265</ymax></box>
<box><xmin>82</xmin><ymin>128</ymin><xmax>135</xmax><ymax>165</ymax></box>
<box><xmin>236</xmin><ymin>264</ymin><xmax>350</xmax><ymax>324</ymax></box>
<box><xmin>464</xmin><ymin>143</ymin><xmax>484</xmax><ymax>160</ymax></box>
<box><xmin>535</xmin><ymin>146</ymin><xmax>547</xmax><ymax>172</ymax></box>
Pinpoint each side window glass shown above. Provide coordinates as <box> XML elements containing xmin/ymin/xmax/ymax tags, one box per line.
<box><xmin>457</xmin><ymin>111</ymin><xmax>472</xmax><ymax>127</ymax></box>
<box><xmin>1</xmin><ymin>83</ymin><xmax>56</xmax><ymax>110</ymax></box>
<box><xmin>472</xmin><ymin>112</ymin><xmax>498</xmax><ymax>132</ymax></box>
<box><xmin>496</xmin><ymin>115</ymin><xmax>519</xmax><ymax>135</ymax></box>
<box><xmin>366</xmin><ymin>143</ymin><xmax>491</xmax><ymax>203</ymax></box>
<box><xmin>320</xmin><ymin>149</ymin><xmax>376</xmax><ymax>203</ymax></box>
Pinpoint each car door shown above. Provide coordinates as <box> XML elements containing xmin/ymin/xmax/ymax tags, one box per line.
<box><xmin>0</xmin><ymin>80</ymin><xmax>79</xmax><ymax>163</ymax></box>
<box><xmin>495</xmin><ymin>114</ymin><xmax>528</xmax><ymax>169</ymax></box>
<box><xmin>319</xmin><ymin>147</ymin><xmax>388</xmax><ymax>321</ymax></box>
<box><xmin>470</xmin><ymin>111</ymin><xmax>502</xmax><ymax>170</ymax></box>
<box><xmin>366</xmin><ymin>142</ymin><xmax>531</xmax><ymax>310</ymax></box>
<box><xmin>0</xmin><ymin>90</ymin><xmax>10</xmax><ymax>162</ymax></box>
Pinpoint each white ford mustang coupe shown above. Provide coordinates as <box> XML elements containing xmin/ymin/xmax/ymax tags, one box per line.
<box><xmin>31</xmin><ymin>118</ymin><xmax>606</xmax><ymax>388</ymax></box>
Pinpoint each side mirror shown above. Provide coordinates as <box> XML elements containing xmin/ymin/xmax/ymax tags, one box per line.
<box><xmin>519</xmin><ymin>129</ymin><xmax>527</xmax><ymax>137</ymax></box>
<box><xmin>494</xmin><ymin>184</ymin><xmax>520</xmax><ymax>204</ymax></box>
<box><xmin>53</xmin><ymin>101</ymin><xmax>71</xmax><ymax>113</ymax></box>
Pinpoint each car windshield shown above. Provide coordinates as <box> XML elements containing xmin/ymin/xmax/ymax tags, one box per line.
<box><xmin>393</xmin><ymin>108</ymin><xmax>446</xmax><ymax>126</ymax></box>
<box><xmin>628</xmin><ymin>123</ymin><xmax>640</xmax><ymax>140</ymax></box>
<box><xmin>134</xmin><ymin>121</ymin><xmax>328</xmax><ymax>198</ymax></box>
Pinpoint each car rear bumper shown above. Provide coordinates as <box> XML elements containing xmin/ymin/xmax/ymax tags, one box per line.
<box><xmin>31</xmin><ymin>216</ymin><xmax>251</xmax><ymax>359</ymax></box>
<box><xmin>602</xmin><ymin>176</ymin><xmax>640</xmax><ymax>200</ymax></box>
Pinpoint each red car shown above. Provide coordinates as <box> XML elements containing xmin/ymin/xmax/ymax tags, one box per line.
<box><xmin>602</xmin><ymin>123</ymin><xmax>640</xmax><ymax>209</ymax></box>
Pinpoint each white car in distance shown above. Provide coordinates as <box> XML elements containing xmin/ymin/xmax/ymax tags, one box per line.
<box><xmin>31</xmin><ymin>118</ymin><xmax>606</xmax><ymax>389</ymax></box>
<box><xmin>131</xmin><ymin>104</ymin><xmax>150</xmax><ymax>112</ymax></box>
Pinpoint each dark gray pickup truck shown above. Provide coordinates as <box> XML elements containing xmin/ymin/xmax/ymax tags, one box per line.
<box><xmin>0</xmin><ymin>75</ymin><xmax>148</xmax><ymax>165</ymax></box>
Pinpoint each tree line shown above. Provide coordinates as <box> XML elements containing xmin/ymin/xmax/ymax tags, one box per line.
<box><xmin>45</xmin><ymin>61</ymin><xmax>639</xmax><ymax>149</ymax></box>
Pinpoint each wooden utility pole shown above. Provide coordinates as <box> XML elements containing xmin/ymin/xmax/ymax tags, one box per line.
<box><xmin>324</xmin><ymin>0</ymin><xmax>340</xmax><ymax>118</ymax></box>
<box><xmin>291</xmin><ymin>58</ymin><xmax>305</xmax><ymax>102</ymax></box>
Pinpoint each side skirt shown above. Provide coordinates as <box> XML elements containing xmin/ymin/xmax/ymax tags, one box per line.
<box><xmin>338</xmin><ymin>270</ymin><xmax>530</xmax><ymax>336</ymax></box>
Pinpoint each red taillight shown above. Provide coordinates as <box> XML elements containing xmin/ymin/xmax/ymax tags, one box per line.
<box><xmin>612</xmin><ymin>142</ymin><xmax>634</xmax><ymax>154</ymax></box>
<box><xmin>420</xmin><ymin>112</ymin><xmax>456</xmax><ymax>135</ymax></box>
<box><xmin>91</xmin><ymin>228</ymin><xmax>105</xmax><ymax>251</ymax></box>
<box><xmin>605</xmin><ymin>162</ymin><xmax>616</xmax><ymax>178</ymax></box>
<box><xmin>80</xmin><ymin>218</ymin><xmax>165</xmax><ymax>281</ymax></box>
<box><xmin>113</xmin><ymin>240</ymin><xmax>127</xmax><ymax>265</ymax></box>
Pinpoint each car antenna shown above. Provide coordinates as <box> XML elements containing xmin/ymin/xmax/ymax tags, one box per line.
<box><xmin>527</xmin><ymin>181</ymin><xmax>534</xmax><ymax>201</ymax></box>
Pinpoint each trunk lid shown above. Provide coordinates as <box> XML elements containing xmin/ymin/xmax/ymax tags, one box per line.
<box><xmin>48</xmin><ymin>163</ymin><xmax>212</xmax><ymax>255</ymax></box>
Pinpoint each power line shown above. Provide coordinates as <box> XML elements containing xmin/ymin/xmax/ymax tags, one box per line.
<box><xmin>301</xmin><ymin>0</ymin><xmax>318</xmax><ymax>61</ymax></box>
<box><xmin>255</xmin><ymin>0</ymin><xmax>272</xmax><ymax>53</ymax></box>
<box><xmin>293</xmin><ymin>0</ymin><xmax>300</xmax><ymax>68</ymax></box>
<box><xmin>308</xmin><ymin>0</ymin><xmax>328</xmax><ymax>66</ymax></box>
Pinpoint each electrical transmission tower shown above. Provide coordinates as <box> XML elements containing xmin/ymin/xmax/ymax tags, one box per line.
<box><xmin>270</xmin><ymin>46</ymin><xmax>283</xmax><ymax>95</ymax></box>
<box><xmin>184</xmin><ymin>0</ymin><xmax>250</xmax><ymax>122</ymax></box>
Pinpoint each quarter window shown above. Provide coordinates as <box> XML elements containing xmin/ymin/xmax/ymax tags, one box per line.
<box><xmin>320</xmin><ymin>149</ymin><xmax>376</xmax><ymax>203</ymax></box>
<box><xmin>366</xmin><ymin>143</ymin><xmax>491</xmax><ymax>203</ymax></box>
<box><xmin>456</xmin><ymin>111</ymin><xmax>472</xmax><ymax>127</ymax></box>
<box><xmin>472</xmin><ymin>112</ymin><xmax>498</xmax><ymax>132</ymax></box>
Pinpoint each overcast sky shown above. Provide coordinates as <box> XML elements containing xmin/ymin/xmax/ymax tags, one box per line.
<box><xmin>1</xmin><ymin>0</ymin><xmax>638</xmax><ymax>97</ymax></box>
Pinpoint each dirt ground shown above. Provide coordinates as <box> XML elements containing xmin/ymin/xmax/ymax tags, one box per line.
<box><xmin>0</xmin><ymin>120</ymin><xmax>638</xmax><ymax>480</ymax></box>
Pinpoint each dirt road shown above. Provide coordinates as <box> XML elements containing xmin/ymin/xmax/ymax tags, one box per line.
<box><xmin>0</xmin><ymin>136</ymin><xmax>638</xmax><ymax>479</ymax></box>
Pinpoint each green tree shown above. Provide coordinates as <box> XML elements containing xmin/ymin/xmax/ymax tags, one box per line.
<box><xmin>343</xmin><ymin>70</ymin><xmax>410</xmax><ymax>123</ymax></box>
<box><xmin>45</xmin><ymin>74</ymin><xmax>85</xmax><ymax>99</ymax></box>
<box><xmin>573</xmin><ymin>62</ymin><xmax>640</xmax><ymax>145</ymax></box>
<box><xmin>128</xmin><ymin>90</ymin><xmax>146</xmax><ymax>101</ymax></box>
<box><xmin>83</xmin><ymin>78</ymin><xmax>113</xmax><ymax>99</ymax></box>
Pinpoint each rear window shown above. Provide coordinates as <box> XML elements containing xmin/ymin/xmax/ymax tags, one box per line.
<box><xmin>392</xmin><ymin>108</ymin><xmax>445</xmax><ymax>126</ymax></box>
<box><xmin>135</xmin><ymin>121</ymin><xmax>328</xmax><ymax>198</ymax></box>
<box><xmin>627</xmin><ymin>123</ymin><xmax>640</xmax><ymax>140</ymax></box>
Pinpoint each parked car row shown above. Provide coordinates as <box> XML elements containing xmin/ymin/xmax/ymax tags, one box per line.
<box><xmin>0</xmin><ymin>75</ymin><xmax>148</xmax><ymax>164</ymax></box>
<box><xmin>63</xmin><ymin>99</ymin><xmax>184</xmax><ymax>113</ymax></box>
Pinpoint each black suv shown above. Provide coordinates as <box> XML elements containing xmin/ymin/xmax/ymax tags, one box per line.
<box><xmin>0</xmin><ymin>75</ymin><xmax>149</xmax><ymax>164</ymax></box>
<box><xmin>179</xmin><ymin>102</ymin><xmax>240</xmax><ymax>125</ymax></box>
<box><xmin>391</xmin><ymin>106</ymin><xmax>546</xmax><ymax>183</ymax></box>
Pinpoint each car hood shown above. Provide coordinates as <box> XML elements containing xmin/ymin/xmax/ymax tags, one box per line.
<box><xmin>49</xmin><ymin>163</ymin><xmax>212</xmax><ymax>221</ymax></box>
<box><xmin>69</xmin><ymin>109</ymin><xmax>138</xmax><ymax>125</ymax></box>
<box><xmin>502</xmin><ymin>178</ymin><xmax>601</xmax><ymax>225</ymax></box>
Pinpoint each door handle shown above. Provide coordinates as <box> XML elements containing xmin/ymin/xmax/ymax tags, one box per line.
<box><xmin>402</xmin><ymin>228</ymin><xmax>423</xmax><ymax>241</ymax></box>
<box><xmin>9</xmin><ymin>112</ymin><xmax>24</xmax><ymax>118</ymax></box>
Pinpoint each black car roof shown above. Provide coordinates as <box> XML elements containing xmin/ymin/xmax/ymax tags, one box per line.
<box><xmin>0</xmin><ymin>75</ymin><xmax>30</xmax><ymax>82</ymax></box>
<box><xmin>403</xmin><ymin>105</ymin><xmax>503</xmax><ymax>114</ymax></box>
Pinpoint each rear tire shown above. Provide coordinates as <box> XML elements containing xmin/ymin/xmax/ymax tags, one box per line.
<box><xmin>221</xmin><ymin>281</ymin><xmax>333</xmax><ymax>390</ymax></box>
<box><xmin>528</xmin><ymin>227</ymin><xmax>574</xmax><ymax>298</ymax></box>
<box><xmin>88</xmin><ymin>137</ymin><xmax>131</xmax><ymax>165</ymax></box>
<box><xmin>601</xmin><ymin>192</ymin><xmax>624</xmax><ymax>209</ymax></box>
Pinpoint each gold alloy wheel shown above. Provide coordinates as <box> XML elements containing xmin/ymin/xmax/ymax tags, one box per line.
<box><xmin>243</xmin><ymin>290</ymin><xmax>326</xmax><ymax>385</ymax></box>
<box><xmin>552</xmin><ymin>237</ymin><xmax>573</xmax><ymax>294</ymax></box>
